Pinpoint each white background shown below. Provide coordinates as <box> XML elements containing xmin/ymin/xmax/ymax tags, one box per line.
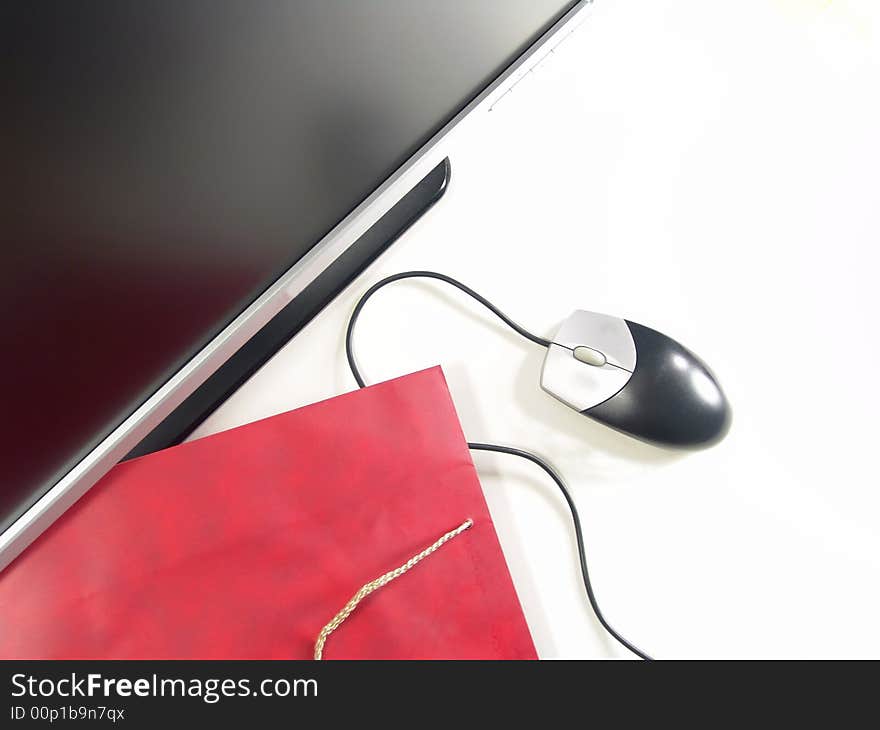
<box><xmin>190</xmin><ymin>0</ymin><xmax>880</xmax><ymax>658</ymax></box>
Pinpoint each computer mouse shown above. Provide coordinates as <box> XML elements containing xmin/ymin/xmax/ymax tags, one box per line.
<box><xmin>540</xmin><ymin>310</ymin><xmax>730</xmax><ymax>448</ymax></box>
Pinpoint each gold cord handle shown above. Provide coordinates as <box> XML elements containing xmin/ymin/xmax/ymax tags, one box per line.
<box><xmin>314</xmin><ymin>518</ymin><xmax>474</xmax><ymax>660</ymax></box>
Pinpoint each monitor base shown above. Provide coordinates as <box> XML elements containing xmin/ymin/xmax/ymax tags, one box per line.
<box><xmin>127</xmin><ymin>157</ymin><xmax>452</xmax><ymax>458</ymax></box>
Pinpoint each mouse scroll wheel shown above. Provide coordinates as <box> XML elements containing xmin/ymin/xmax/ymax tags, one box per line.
<box><xmin>572</xmin><ymin>346</ymin><xmax>607</xmax><ymax>367</ymax></box>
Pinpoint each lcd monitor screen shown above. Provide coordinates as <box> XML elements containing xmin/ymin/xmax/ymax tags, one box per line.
<box><xmin>1</xmin><ymin>1</ymin><xmax>578</xmax><ymax>535</ymax></box>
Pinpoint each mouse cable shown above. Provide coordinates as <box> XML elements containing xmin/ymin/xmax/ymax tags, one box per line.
<box><xmin>344</xmin><ymin>270</ymin><xmax>652</xmax><ymax>661</ymax></box>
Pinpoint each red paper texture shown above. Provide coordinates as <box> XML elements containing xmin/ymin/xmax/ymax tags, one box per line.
<box><xmin>0</xmin><ymin>367</ymin><xmax>536</xmax><ymax>659</ymax></box>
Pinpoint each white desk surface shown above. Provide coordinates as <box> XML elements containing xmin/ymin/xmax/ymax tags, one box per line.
<box><xmin>190</xmin><ymin>1</ymin><xmax>880</xmax><ymax>658</ymax></box>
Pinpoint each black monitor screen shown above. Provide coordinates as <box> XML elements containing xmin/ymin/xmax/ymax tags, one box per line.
<box><xmin>1</xmin><ymin>1</ymin><xmax>577</xmax><ymax>534</ymax></box>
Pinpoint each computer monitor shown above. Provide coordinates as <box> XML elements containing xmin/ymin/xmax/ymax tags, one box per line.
<box><xmin>1</xmin><ymin>1</ymin><xmax>588</xmax><ymax>569</ymax></box>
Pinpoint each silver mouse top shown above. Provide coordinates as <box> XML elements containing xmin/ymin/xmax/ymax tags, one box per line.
<box><xmin>540</xmin><ymin>310</ymin><xmax>636</xmax><ymax>412</ymax></box>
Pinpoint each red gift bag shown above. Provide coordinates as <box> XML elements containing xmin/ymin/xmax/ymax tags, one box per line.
<box><xmin>0</xmin><ymin>367</ymin><xmax>536</xmax><ymax>659</ymax></box>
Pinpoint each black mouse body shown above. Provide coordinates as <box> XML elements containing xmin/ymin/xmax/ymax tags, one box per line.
<box><xmin>540</xmin><ymin>311</ymin><xmax>730</xmax><ymax>449</ymax></box>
